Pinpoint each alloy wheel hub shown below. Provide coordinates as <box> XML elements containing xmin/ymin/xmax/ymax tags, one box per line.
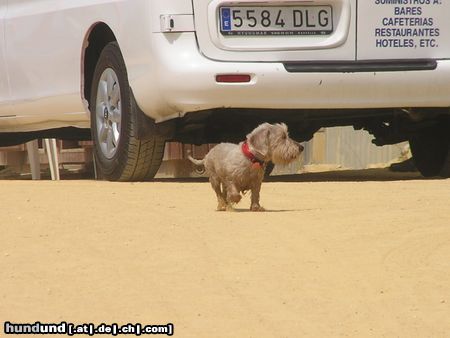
<box><xmin>95</xmin><ymin>68</ymin><xmax>122</xmax><ymax>159</ymax></box>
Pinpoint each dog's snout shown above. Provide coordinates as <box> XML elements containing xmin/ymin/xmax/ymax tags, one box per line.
<box><xmin>297</xmin><ymin>143</ymin><xmax>304</xmax><ymax>152</ymax></box>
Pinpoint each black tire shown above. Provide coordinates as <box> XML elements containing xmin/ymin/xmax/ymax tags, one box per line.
<box><xmin>409</xmin><ymin>117</ymin><xmax>450</xmax><ymax>178</ymax></box>
<box><xmin>90</xmin><ymin>42</ymin><xmax>165</xmax><ymax>181</ymax></box>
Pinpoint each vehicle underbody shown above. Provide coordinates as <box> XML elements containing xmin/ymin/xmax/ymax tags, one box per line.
<box><xmin>169</xmin><ymin>107</ymin><xmax>450</xmax><ymax>147</ymax></box>
<box><xmin>1</xmin><ymin>107</ymin><xmax>449</xmax><ymax>147</ymax></box>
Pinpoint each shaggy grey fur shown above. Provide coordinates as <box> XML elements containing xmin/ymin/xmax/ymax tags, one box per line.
<box><xmin>189</xmin><ymin>123</ymin><xmax>303</xmax><ymax>211</ymax></box>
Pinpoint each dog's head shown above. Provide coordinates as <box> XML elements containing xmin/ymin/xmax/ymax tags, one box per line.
<box><xmin>247</xmin><ymin>123</ymin><xmax>303</xmax><ymax>165</ymax></box>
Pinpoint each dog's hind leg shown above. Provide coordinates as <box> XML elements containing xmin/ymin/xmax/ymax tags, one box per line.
<box><xmin>220</xmin><ymin>183</ymin><xmax>234</xmax><ymax>211</ymax></box>
<box><xmin>210</xmin><ymin>176</ymin><xmax>227</xmax><ymax>211</ymax></box>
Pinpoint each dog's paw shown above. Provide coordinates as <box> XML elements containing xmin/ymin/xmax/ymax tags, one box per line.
<box><xmin>251</xmin><ymin>205</ymin><xmax>265</xmax><ymax>212</ymax></box>
<box><xmin>226</xmin><ymin>205</ymin><xmax>236</xmax><ymax>212</ymax></box>
<box><xmin>228</xmin><ymin>194</ymin><xmax>242</xmax><ymax>204</ymax></box>
<box><xmin>216</xmin><ymin>202</ymin><xmax>227</xmax><ymax>211</ymax></box>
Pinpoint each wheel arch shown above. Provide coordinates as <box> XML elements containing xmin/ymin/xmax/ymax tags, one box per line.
<box><xmin>81</xmin><ymin>22</ymin><xmax>118</xmax><ymax>110</ymax></box>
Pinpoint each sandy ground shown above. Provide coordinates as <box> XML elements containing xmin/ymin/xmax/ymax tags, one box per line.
<box><xmin>1</xmin><ymin>171</ymin><xmax>450</xmax><ymax>337</ymax></box>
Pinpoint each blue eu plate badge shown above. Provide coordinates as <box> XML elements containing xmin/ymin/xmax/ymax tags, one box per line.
<box><xmin>220</xmin><ymin>8</ymin><xmax>232</xmax><ymax>32</ymax></box>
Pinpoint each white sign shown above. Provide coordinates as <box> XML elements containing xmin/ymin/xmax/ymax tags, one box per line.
<box><xmin>357</xmin><ymin>0</ymin><xmax>450</xmax><ymax>60</ymax></box>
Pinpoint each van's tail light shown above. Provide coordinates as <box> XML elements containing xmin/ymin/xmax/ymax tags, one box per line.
<box><xmin>216</xmin><ymin>74</ymin><xmax>252</xmax><ymax>83</ymax></box>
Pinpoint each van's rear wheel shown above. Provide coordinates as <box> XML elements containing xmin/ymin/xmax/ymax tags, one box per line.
<box><xmin>409</xmin><ymin>118</ymin><xmax>450</xmax><ymax>178</ymax></box>
<box><xmin>90</xmin><ymin>42</ymin><xmax>165</xmax><ymax>181</ymax></box>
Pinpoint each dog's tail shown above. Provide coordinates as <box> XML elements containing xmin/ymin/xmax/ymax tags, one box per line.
<box><xmin>187</xmin><ymin>150</ymin><xmax>205</xmax><ymax>167</ymax></box>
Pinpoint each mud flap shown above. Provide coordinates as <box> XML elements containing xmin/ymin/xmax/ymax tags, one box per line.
<box><xmin>131</xmin><ymin>91</ymin><xmax>175</xmax><ymax>141</ymax></box>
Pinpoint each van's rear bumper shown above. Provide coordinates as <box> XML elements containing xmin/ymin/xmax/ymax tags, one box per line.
<box><xmin>283</xmin><ymin>60</ymin><xmax>438</xmax><ymax>73</ymax></box>
<box><xmin>131</xmin><ymin>33</ymin><xmax>450</xmax><ymax>122</ymax></box>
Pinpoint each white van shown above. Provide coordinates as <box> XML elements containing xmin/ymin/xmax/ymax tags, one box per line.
<box><xmin>0</xmin><ymin>0</ymin><xmax>449</xmax><ymax>180</ymax></box>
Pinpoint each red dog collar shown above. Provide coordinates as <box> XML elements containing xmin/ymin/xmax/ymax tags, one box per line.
<box><xmin>242</xmin><ymin>142</ymin><xmax>265</xmax><ymax>169</ymax></box>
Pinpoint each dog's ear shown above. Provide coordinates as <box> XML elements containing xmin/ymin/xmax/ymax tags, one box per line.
<box><xmin>247</xmin><ymin>123</ymin><xmax>270</xmax><ymax>157</ymax></box>
<box><xmin>278</xmin><ymin>123</ymin><xmax>288</xmax><ymax>133</ymax></box>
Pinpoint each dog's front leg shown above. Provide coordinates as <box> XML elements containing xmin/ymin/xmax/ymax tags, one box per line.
<box><xmin>226</xmin><ymin>181</ymin><xmax>242</xmax><ymax>205</ymax></box>
<box><xmin>250</xmin><ymin>181</ymin><xmax>265</xmax><ymax>212</ymax></box>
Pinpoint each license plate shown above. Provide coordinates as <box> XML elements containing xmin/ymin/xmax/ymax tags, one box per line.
<box><xmin>220</xmin><ymin>6</ymin><xmax>333</xmax><ymax>36</ymax></box>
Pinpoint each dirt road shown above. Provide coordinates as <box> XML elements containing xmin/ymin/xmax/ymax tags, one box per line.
<box><xmin>1</xmin><ymin>172</ymin><xmax>449</xmax><ymax>337</ymax></box>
